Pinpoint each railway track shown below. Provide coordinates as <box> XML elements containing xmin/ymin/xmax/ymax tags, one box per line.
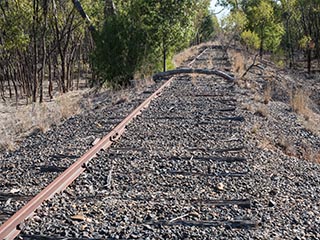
<box><xmin>1</xmin><ymin>45</ymin><xmax>319</xmax><ymax>239</ymax></box>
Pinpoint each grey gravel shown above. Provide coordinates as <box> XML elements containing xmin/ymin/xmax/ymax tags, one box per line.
<box><xmin>1</xmin><ymin>45</ymin><xmax>320</xmax><ymax>240</ymax></box>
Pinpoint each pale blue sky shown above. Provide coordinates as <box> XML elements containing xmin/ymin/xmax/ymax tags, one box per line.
<box><xmin>210</xmin><ymin>0</ymin><xmax>229</xmax><ymax>20</ymax></box>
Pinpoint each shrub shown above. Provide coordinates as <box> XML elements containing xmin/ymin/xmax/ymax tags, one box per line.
<box><xmin>92</xmin><ymin>15</ymin><xmax>151</xmax><ymax>87</ymax></box>
<box><xmin>241</xmin><ymin>30</ymin><xmax>260</xmax><ymax>50</ymax></box>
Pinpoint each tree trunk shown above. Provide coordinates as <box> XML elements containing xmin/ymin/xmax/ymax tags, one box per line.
<box><xmin>61</xmin><ymin>55</ymin><xmax>67</xmax><ymax>93</ymax></box>
<box><xmin>77</xmin><ymin>43</ymin><xmax>81</xmax><ymax>90</ymax></box>
<box><xmin>163</xmin><ymin>37</ymin><xmax>167</xmax><ymax>72</ymax></box>
<box><xmin>39</xmin><ymin>0</ymin><xmax>48</xmax><ymax>103</ymax></box>
<box><xmin>11</xmin><ymin>68</ymin><xmax>19</xmax><ymax>104</ymax></box>
<box><xmin>104</xmin><ymin>0</ymin><xmax>116</xmax><ymax>17</ymax></box>
<box><xmin>307</xmin><ymin>48</ymin><xmax>311</xmax><ymax>74</ymax></box>
<box><xmin>6</xmin><ymin>69</ymin><xmax>12</xmax><ymax>99</ymax></box>
<box><xmin>72</xmin><ymin>0</ymin><xmax>96</xmax><ymax>33</ymax></box>
<box><xmin>48</xmin><ymin>57</ymin><xmax>53</xmax><ymax>100</ymax></box>
<box><xmin>32</xmin><ymin>0</ymin><xmax>39</xmax><ymax>103</ymax></box>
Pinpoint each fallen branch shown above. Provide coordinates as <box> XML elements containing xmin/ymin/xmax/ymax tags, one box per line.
<box><xmin>153</xmin><ymin>68</ymin><xmax>235</xmax><ymax>82</ymax></box>
<box><xmin>241</xmin><ymin>54</ymin><xmax>260</xmax><ymax>78</ymax></box>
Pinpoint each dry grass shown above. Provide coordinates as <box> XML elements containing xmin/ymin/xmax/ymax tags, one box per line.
<box><xmin>315</xmin><ymin>152</ymin><xmax>320</xmax><ymax>163</ymax></box>
<box><xmin>232</xmin><ymin>52</ymin><xmax>246</xmax><ymax>77</ymax></box>
<box><xmin>173</xmin><ymin>41</ymin><xmax>216</xmax><ymax>68</ymax></box>
<box><xmin>290</xmin><ymin>88</ymin><xmax>309</xmax><ymax>115</ymax></box>
<box><xmin>251</xmin><ymin>123</ymin><xmax>260</xmax><ymax>134</ymax></box>
<box><xmin>277</xmin><ymin>136</ymin><xmax>296</xmax><ymax>157</ymax></box>
<box><xmin>242</xmin><ymin>103</ymin><xmax>254</xmax><ymax>112</ymax></box>
<box><xmin>255</xmin><ymin>105</ymin><xmax>269</xmax><ymax>117</ymax></box>
<box><xmin>301</xmin><ymin>113</ymin><xmax>320</xmax><ymax>135</ymax></box>
<box><xmin>289</xmin><ymin>88</ymin><xmax>320</xmax><ymax>135</ymax></box>
<box><xmin>0</xmin><ymin>91</ymin><xmax>84</xmax><ymax>151</ymax></box>
<box><xmin>263</xmin><ymin>82</ymin><xmax>272</xmax><ymax>104</ymax></box>
<box><xmin>173</xmin><ymin>45</ymin><xmax>201</xmax><ymax>68</ymax></box>
<box><xmin>190</xmin><ymin>73</ymin><xmax>198</xmax><ymax>86</ymax></box>
<box><xmin>258</xmin><ymin>138</ymin><xmax>276</xmax><ymax>151</ymax></box>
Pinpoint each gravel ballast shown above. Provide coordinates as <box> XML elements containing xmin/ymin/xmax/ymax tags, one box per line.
<box><xmin>0</xmin><ymin>45</ymin><xmax>319</xmax><ymax>239</ymax></box>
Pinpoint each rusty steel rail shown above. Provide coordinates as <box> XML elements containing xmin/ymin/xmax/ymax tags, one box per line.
<box><xmin>0</xmin><ymin>47</ymin><xmax>211</xmax><ymax>240</ymax></box>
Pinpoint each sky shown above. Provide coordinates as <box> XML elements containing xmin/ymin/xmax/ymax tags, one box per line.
<box><xmin>210</xmin><ymin>0</ymin><xmax>229</xmax><ymax>21</ymax></box>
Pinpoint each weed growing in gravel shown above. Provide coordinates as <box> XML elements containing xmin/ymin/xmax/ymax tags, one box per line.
<box><xmin>242</xmin><ymin>103</ymin><xmax>254</xmax><ymax>112</ymax></box>
<box><xmin>0</xmin><ymin>123</ymin><xmax>15</xmax><ymax>151</ymax></box>
<box><xmin>255</xmin><ymin>105</ymin><xmax>269</xmax><ymax>118</ymax></box>
<box><xmin>57</xmin><ymin>94</ymin><xmax>81</xmax><ymax>119</ymax></box>
<box><xmin>263</xmin><ymin>82</ymin><xmax>272</xmax><ymax>104</ymax></box>
<box><xmin>190</xmin><ymin>73</ymin><xmax>198</xmax><ymax>86</ymax></box>
<box><xmin>277</xmin><ymin>137</ymin><xmax>296</xmax><ymax>156</ymax></box>
<box><xmin>289</xmin><ymin>88</ymin><xmax>320</xmax><ymax>136</ymax></box>
<box><xmin>251</xmin><ymin>123</ymin><xmax>260</xmax><ymax>134</ymax></box>
<box><xmin>290</xmin><ymin>88</ymin><xmax>309</xmax><ymax>115</ymax></box>
<box><xmin>302</xmin><ymin>115</ymin><xmax>320</xmax><ymax>136</ymax></box>
<box><xmin>315</xmin><ymin>152</ymin><xmax>320</xmax><ymax>163</ymax></box>
<box><xmin>232</xmin><ymin>51</ymin><xmax>246</xmax><ymax>78</ymax></box>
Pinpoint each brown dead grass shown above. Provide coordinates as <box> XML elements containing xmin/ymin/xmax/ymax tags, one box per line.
<box><xmin>173</xmin><ymin>41</ymin><xmax>216</xmax><ymax>68</ymax></box>
<box><xmin>290</xmin><ymin>88</ymin><xmax>309</xmax><ymax>115</ymax></box>
<box><xmin>255</xmin><ymin>105</ymin><xmax>269</xmax><ymax>118</ymax></box>
<box><xmin>258</xmin><ymin>138</ymin><xmax>277</xmax><ymax>151</ymax></box>
<box><xmin>190</xmin><ymin>73</ymin><xmax>198</xmax><ymax>86</ymax></box>
<box><xmin>289</xmin><ymin>88</ymin><xmax>320</xmax><ymax>135</ymax></box>
<box><xmin>315</xmin><ymin>152</ymin><xmax>320</xmax><ymax>163</ymax></box>
<box><xmin>242</xmin><ymin>103</ymin><xmax>254</xmax><ymax>112</ymax></box>
<box><xmin>173</xmin><ymin>45</ymin><xmax>201</xmax><ymax>68</ymax></box>
<box><xmin>263</xmin><ymin>82</ymin><xmax>272</xmax><ymax>104</ymax></box>
<box><xmin>277</xmin><ymin>136</ymin><xmax>296</xmax><ymax>157</ymax></box>
<box><xmin>302</xmin><ymin>113</ymin><xmax>320</xmax><ymax>135</ymax></box>
<box><xmin>232</xmin><ymin>51</ymin><xmax>246</xmax><ymax>77</ymax></box>
<box><xmin>0</xmin><ymin>90</ymin><xmax>85</xmax><ymax>151</ymax></box>
<box><xmin>251</xmin><ymin>123</ymin><xmax>260</xmax><ymax>134</ymax></box>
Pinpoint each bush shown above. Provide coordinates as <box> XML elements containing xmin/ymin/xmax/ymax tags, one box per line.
<box><xmin>92</xmin><ymin>15</ymin><xmax>148</xmax><ymax>87</ymax></box>
<box><xmin>241</xmin><ymin>30</ymin><xmax>260</xmax><ymax>50</ymax></box>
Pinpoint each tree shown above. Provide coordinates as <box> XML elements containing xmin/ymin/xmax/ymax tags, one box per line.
<box><xmin>0</xmin><ymin>0</ymin><xmax>105</xmax><ymax>103</ymax></box>
<box><xmin>218</xmin><ymin>0</ymin><xmax>320</xmax><ymax>73</ymax></box>
<box><xmin>246</xmin><ymin>0</ymin><xmax>284</xmax><ymax>56</ymax></box>
<box><xmin>93</xmin><ymin>0</ymin><xmax>211</xmax><ymax>86</ymax></box>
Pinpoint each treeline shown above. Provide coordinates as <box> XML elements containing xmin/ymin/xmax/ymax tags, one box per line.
<box><xmin>0</xmin><ymin>0</ymin><xmax>105</xmax><ymax>103</ymax></box>
<box><xmin>0</xmin><ymin>0</ymin><xmax>217</xmax><ymax>103</ymax></box>
<box><xmin>93</xmin><ymin>0</ymin><xmax>217</xmax><ymax>87</ymax></box>
<box><xmin>219</xmin><ymin>0</ymin><xmax>320</xmax><ymax>73</ymax></box>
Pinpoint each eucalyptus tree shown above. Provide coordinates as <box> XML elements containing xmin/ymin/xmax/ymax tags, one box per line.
<box><xmin>93</xmin><ymin>0</ymin><xmax>211</xmax><ymax>86</ymax></box>
<box><xmin>0</xmin><ymin>0</ymin><xmax>105</xmax><ymax>103</ymax></box>
<box><xmin>218</xmin><ymin>0</ymin><xmax>320</xmax><ymax>73</ymax></box>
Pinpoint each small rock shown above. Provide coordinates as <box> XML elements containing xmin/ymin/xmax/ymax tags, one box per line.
<box><xmin>10</xmin><ymin>188</ymin><xmax>20</xmax><ymax>194</ymax></box>
<box><xmin>189</xmin><ymin>211</ymin><xmax>200</xmax><ymax>219</ymax></box>
<box><xmin>70</xmin><ymin>214</ymin><xmax>86</xmax><ymax>222</ymax></box>
<box><xmin>269</xmin><ymin>189</ymin><xmax>278</xmax><ymax>196</ymax></box>
<box><xmin>216</xmin><ymin>182</ymin><xmax>224</xmax><ymax>191</ymax></box>
<box><xmin>268</xmin><ymin>200</ymin><xmax>276</xmax><ymax>207</ymax></box>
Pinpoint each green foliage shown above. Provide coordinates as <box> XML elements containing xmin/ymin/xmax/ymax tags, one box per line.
<box><xmin>0</xmin><ymin>1</ymin><xmax>32</xmax><ymax>51</ymax></box>
<box><xmin>247</xmin><ymin>0</ymin><xmax>285</xmax><ymax>53</ymax></box>
<box><xmin>299</xmin><ymin>35</ymin><xmax>312</xmax><ymax>49</ymax></box>
<box><xmin>220</xmin><ymin>0</ymin><xmax>285</xmax><ymax>54</ymax></box>
<box><xmin>222</xmin><ymin>10</ymin><xmax>248</xmax><ymax>34</ymax></box>
<box><xmin>93</xmin><ymin>14</ymin><xmax>148</xmax><ymax>87</ymax></box>
<box><xmin>93</xmin><ymin>0</ymin><xmax>211</xmax><ymax>86</ymax></box>
<box><xmin>197</xmin><ymin>13</ymin><xmax>219</xmax><ymax>42</ymax></box>
<box><xmin>263</xmin><ymin>22</ymin><xmax>285</xmax><ymax>52</ymax></box>
<box><xmin>241</xmin><ymin>30</ymin><xmax>260</xmax><ymax>50</ymax></box>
